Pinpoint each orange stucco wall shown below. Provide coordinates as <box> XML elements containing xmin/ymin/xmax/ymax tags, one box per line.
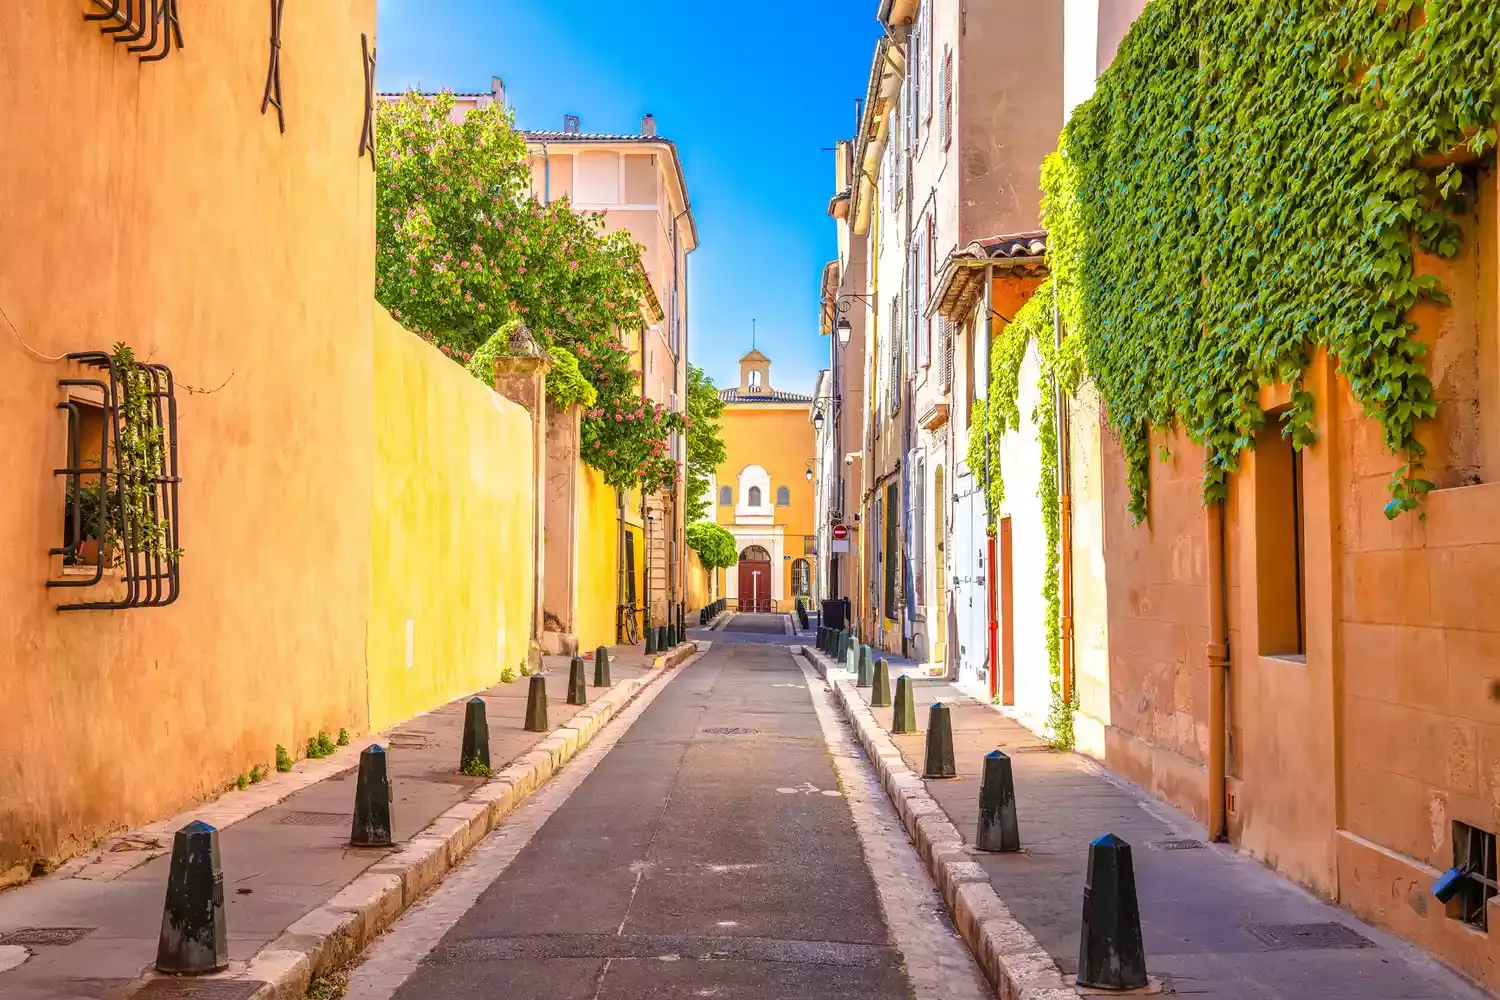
<box><xmin>1095</xmin><ymin>212</ymin><xmax>1500</xmax><ymax>984</ymax></box>
<box><xmin>0</xmin><ymin>1</ymin><xmax>376</xmax><ymax>877</ymax></box>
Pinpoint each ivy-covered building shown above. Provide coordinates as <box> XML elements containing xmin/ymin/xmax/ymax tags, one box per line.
<box><xmin>826</xmin><ymin>0</ymin><xmax>1500</xmax><ymax>986</ymax></box>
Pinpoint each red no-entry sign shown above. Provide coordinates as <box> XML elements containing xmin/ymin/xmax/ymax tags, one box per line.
<box><xmin>832</xmin><ymin>524</ymin><xmax>848</xmax><ymax>541</ymax></box>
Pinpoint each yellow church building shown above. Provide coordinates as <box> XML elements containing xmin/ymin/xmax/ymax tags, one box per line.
<box><xmin>707</xmin><ymin>351</ymin><xmax>816</xmax><ymax>612</ymax></box>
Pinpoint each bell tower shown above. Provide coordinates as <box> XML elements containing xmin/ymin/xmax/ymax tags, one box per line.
<box><xmin>738</xmin><ymin>350</ymin><xmax>772</xmax><ymax>395</ymax></box>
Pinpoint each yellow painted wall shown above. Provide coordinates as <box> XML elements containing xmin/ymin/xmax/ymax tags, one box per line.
<box><xmin>575</xmin><ymin>463</ymin><xmax>621</xmax><ymax>653</ymax></box>
<box><xmin>686</xmin><ymin>549</ymin><xmax>712</xmax><ymax>609</ymax></box>
<box><xmin>715</xmin><ymin>403</ymin><xmax>816</xmax><ymax>609</ymax></box>
<box><xmin>367</xmin><ymin>310</ymin><xmax>535</xmax><ymax>731</ymax></box>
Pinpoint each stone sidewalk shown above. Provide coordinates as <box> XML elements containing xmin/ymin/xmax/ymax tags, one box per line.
<box><xmin>802</xmin><ymin>645</ymin><xmax>1489</xmax><ymax>1000</ymax></box>
<box><xmin>0</xmin><ymin>642</ymin><xmax>701</xmax><ymax>1000</ymax></box>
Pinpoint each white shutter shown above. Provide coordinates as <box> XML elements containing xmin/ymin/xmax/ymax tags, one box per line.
<box><xmin>940</xmin><ymin>48</ymin><xmax>953</xmax><ymax>149</ymax></box>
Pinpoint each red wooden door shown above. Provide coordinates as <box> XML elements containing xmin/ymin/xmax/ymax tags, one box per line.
<box><xmin>737</xmin><ymin>551</ymin><xmax>771</xmax><ymax>611</ymax></box>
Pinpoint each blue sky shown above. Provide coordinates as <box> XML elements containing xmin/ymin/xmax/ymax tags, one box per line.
<box><xmin>375</xmin><ymin>0</ymin><xmax>881</xmax><ymax>396</ymax></box>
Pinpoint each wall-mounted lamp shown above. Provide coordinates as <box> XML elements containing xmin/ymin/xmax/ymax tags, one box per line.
<box><xmin>811</xmin><ymin>396</ymin><xmax>840</xmax><ymax>433</ymax></box>
<box><xmin>829</xmin><ymin>292</ymin><xmax>874</xmax><ymax>350</ymax></box>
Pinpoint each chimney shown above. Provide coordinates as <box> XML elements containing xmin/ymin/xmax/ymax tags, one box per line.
<box><xmin>641</xmin><ymin>113</ymin><xmax>656</xmax><ymax>137</ymax></box>
<box><xmin>490</xmin><ymin>76</ymin><xmax>505</xmax><ymax>105</ymax></box>
<box><xmin>563</xmin><ymin>114</ymin><xmax>580</xmax><ymax>134</ymax></box>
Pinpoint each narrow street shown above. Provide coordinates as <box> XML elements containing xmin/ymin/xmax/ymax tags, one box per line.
<box><xmin>343</xmin><ymin>640</ymin><xmax>987</xmax><ymax>1000</ymax></box>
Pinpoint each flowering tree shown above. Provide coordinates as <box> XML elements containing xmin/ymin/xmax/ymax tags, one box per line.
<box><xmin>374</xmin><ymin>91</ymin><xmax>679</xmax><ymax>492</ymax></box>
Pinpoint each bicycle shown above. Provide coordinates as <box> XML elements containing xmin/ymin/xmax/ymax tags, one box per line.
<box><xmin>617</xmin><ymin>602</ymin><xmax>641</xmax><ymax>645</ymax></box>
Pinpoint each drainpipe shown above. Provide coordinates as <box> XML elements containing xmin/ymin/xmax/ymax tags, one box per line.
<box><xmin>642</xmin><ymin>489</ymin><xmax>651</xmax><ymax>635</ymax></box>
<box><xmin>1054</xmin><ymin>297</ymin><xmax>1075</xmax><ymax>707</ymax></box>
<box><xmin>616</xmin><ymin>488</ymin><xmax>627</xmax><ymax>644</ymax></box>
<box><xmin>1206</xmin><ymin>496</ymin><xmax>1229</xmax><ymax>841</ymax></box>
<box><xmin>538</xmin><ymin>139</ymin><xmax>551</xmax><ymax>204</ymax></box>
<box><xmin>670</xmin><ymin>205</ymin><xmax>692</xmax><ymax>616</ymax></box>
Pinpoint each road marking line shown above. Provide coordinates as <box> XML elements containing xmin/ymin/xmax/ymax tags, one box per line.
<box><xmin>796</xmin><ymin>656</ymin><xmax>990</xmax><ymax>1000</ymax></box>
<box><xmin>342</xmin><ymin>650</ymin><xmax>699</xmax><ymax>1000</ymax></box>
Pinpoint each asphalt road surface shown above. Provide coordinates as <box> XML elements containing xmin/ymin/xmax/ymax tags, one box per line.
<box><xmin>365</xmin><ymin>640</ymin><xmax>946</xmax><ymax>1000</ymax></box>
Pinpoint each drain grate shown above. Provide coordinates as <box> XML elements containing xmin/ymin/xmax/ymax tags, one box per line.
<box><xmin>386</xmin><ymin>736</ymin><xmax>429</xmax><ymax>749</ymax></box>
<box><xmin>128</xmin><ymin>981</ymin><xmax>268</xmax><ymax>1000</ymax></box>
<box><xmin>1149</xmin><ymin>839</ymin><xmax>1207</xmax><ymax>851</ymax></box>
<box><xmin>275</xmin><ymin>811</ymin><xmax>352</xmax><ymax>828</ymax></box>
<box><xmin>1245</xmin><ymin>922</ymin><xmax>1374</xmax><ymax>951</ymax></box>
<box><xmin>0</xmin><ymin>927</ymin><xmax>94</xmax><ymax>946</ymax></box>
<box><xmin>702</xmin><ymin>727</ymin><xmax>758</xmax><ymax>735</ymax></box>
<box><xmin>1005</xmin><ymin>745</ymin><xmax>1057</xmax><ymax>754</ymax></box>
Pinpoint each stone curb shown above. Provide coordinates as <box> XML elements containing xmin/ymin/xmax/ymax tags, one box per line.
<box><xmin>239</xmin><ymin>641</ymin><xmax>701</xmax><ymax>1000</ymax></box>
<box><xmin>797</xmin><ymin>645</ymin><xmax>1079</xmax><ymax>1000</ymax></box>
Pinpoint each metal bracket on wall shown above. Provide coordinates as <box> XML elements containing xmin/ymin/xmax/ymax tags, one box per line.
<box><xmin>86</xmin><ymin>0</ymin><xmax>183</xmax><ymax>63</ymax></box>
<box><xmin>261</xmin><ymin>0</ymin><xmax>287</xmax><ymax>132</ymax></box>
<box><xmin>359</xmin><ymin>33</ymin><xmax>377</xmax><ymax>167</ymax></box>
<box><xmin>49</xmin><ymin>353</ymin><xmax>181</xmax><ymax>611</ymax></box>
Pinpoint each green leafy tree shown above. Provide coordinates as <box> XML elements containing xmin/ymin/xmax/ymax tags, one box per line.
<box><xmin>374</xmin><ymin>91</ymin><xmax>680</xmax><ymax>492</ymax></box>
<box><xmin>684</xmin><ymin>366</ymin><xmax>726</xmax><ymax>524</ymax></box>
<box><xmin>685</xmin><ymin>521</ymin><xmax>737</xmax><ymax>571</ymax></box>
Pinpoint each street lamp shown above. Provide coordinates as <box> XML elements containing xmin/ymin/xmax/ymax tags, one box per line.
<box><xmin>830</xmin><ymin>293</ymin><xmax>873</xmax><ymax>350</ymax></box>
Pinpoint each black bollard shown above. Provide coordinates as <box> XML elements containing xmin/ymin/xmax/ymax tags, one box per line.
<box><xmin>892</xmin><ymin>674</ymin><xmax>916</xmax><ymax>733</ymax></box>
<box><xmin>155</xmin><ymin>820</ymin><xmax>229</xmax><ymax>974</ymax></box>
<box><xmin>977</xmin><ymin>750</ymin><xmax>1021</xmax><ymax>852</ymax></box>
<box><xmin>594</xmin><ymin>645</ymin><xmax>612</xmax><ymax>687</ymax></box>
<box><xmin>923</xmin><ymin>703</ymin><xmax>957</xmax><ymax>778</ymax></box>
<box><xmin>460</xmin><ymin>696</ymin><xmax>490</xmax><ymax>771</ymax></box>
<box><xmin>568</xmin><ymin>656</ymin><xmax>587</xmax><ymax>705</ymax></box>
<box><xmin>871</xmin><ymin>656</ymin><xmax>891</xmax><ymax>707</ymax></box>
<box><xmin>524</xmin><ymin>674</ymin><xmax>549</xmax><ymax>732</ymax></box>
<box><xmin>1077</xmin><ymin>833</ymin><xmax>1148</xmax><ymax>991</ymax></box>
<box><xmin>350</xmin><ymin>745</ymin><xmax>394</xmax><ymax>847</ymax></box>
<box><xmin>857</xmin><ymin>645</ymin><xmax>874</xmax><ymax>688</ymax></box>
<box><xmin>645</xmin><ymin>622</ymin><xmax>658</xmax><ymax>654</ymax></box>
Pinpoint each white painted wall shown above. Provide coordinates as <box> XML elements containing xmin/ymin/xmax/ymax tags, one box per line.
<box><xmin>1064</xmin><ymin>0</ymin><xmax>1101</xmax><ymax>120</ymax></box>
<box><xmin>998</xmin><ymin>342</ymin><xmax>1052</xmax><ymax>736</ymax></box>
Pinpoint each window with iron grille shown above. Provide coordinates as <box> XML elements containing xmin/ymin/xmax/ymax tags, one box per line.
<box><xmin>1451</xmin><ymin>822</ymin><xmax>1497</xmax><ymax>929</ymax></box>
<box><xmin>51</xmin><ymin>351</ymin><xmax>181</xmax><ymax>611</ymax></box>
<box><xmin>719</xmin><ymin>486</ymin><xmax>733</xmax><ymax>506</ymax></box>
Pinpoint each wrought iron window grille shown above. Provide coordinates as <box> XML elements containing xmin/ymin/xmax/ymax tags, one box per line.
<box><xmin>86</xmin><ymin>0</ymin><xmax>183</xmax><ymax>64</ymax></box>
<box><xmin>51</xmin><ymin>352</ymin><xmax>181</xmax><ymax>611</ymax></box>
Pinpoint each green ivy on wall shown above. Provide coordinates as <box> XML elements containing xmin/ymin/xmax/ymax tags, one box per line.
<box><xmin>1046</xmin><ymin>0</ymin><xmax>1498</xmax><ymax>521</ymax></box>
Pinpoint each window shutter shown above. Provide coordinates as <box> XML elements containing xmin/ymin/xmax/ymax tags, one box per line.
<box><xmin>882</xmin><ymin>301</ymin><xmax>894</xmax><ymax>419</ymax></box>
<box><xmin>941</xmin><ymin>48</ymin><xmax>953</xmax><ymax>149</ymax></box>
<box><xmin>922</xmin><ymin>2</ymin><xmax>934</xmax><ymax>126</ymax></box>
<box><xmin>942</xmin><ymin>318</ymin><xmax>955</xmax><ymax>393</ymax></box>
